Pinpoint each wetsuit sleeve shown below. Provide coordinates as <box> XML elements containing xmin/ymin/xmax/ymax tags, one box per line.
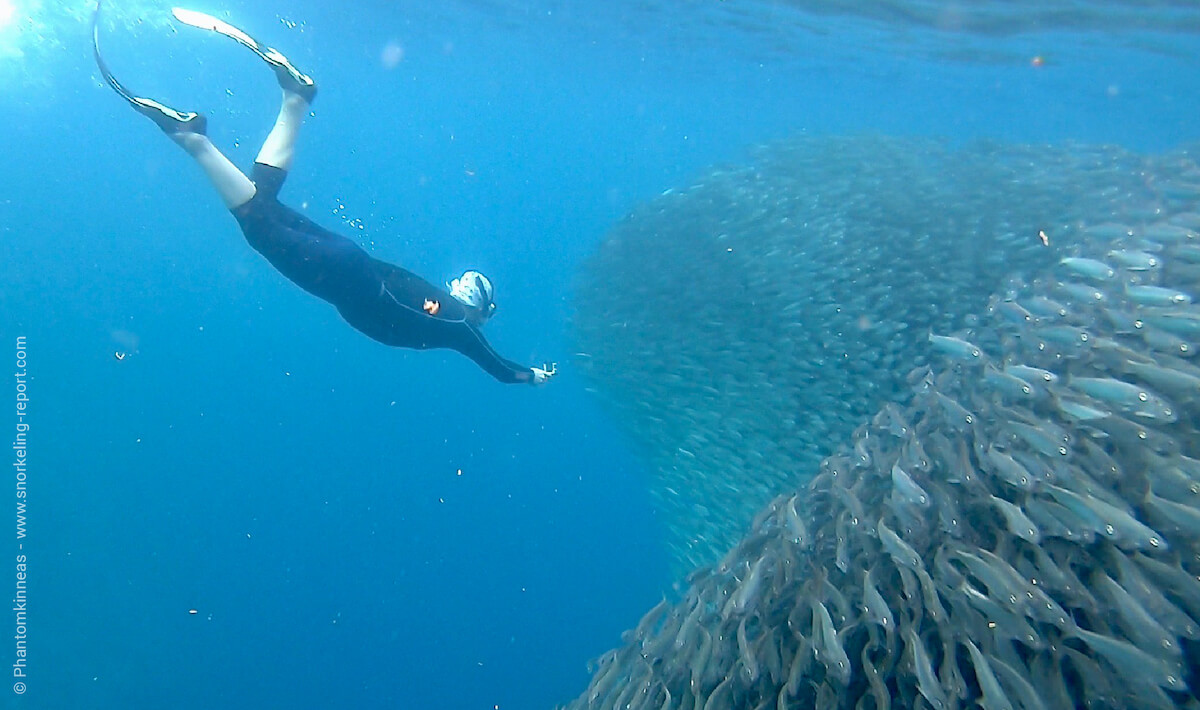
<box><xmin>457</xmin><ymin>327</ymin><xmax>534</xmax><ymax>384</ymax></box>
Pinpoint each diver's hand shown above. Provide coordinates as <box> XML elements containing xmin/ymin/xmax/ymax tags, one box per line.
<box><xmin>530</xmin><ymin>363</ymin><xmax>557</xmax><ymax>385</ymax></box>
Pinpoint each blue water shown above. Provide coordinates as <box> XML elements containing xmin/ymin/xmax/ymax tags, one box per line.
<box><xmin>2</xmin><ymin>1</ymin><xmax>1199</xmax><ymax>708</ymax></box>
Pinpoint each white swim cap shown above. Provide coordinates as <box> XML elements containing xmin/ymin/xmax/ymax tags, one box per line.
<box><xmin>449</xmin><ymin>270</ymin><xmax>496</xmax><ymax>315</ymax></box>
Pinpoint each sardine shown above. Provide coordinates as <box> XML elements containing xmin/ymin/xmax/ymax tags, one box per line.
<box><xmin>963</xmin><ymin>639</ymin><xmax>1014</xmax><ymax>710</ymax></box>
<box><xmin>1126</xmin><ymin>284</ymin><xmax>1193</xmax><ymax>306</ymax></box>
<box><xmin>732</xmin><ymin>557</ymin><xmax>767</xmax><ymax>614</ymax></box>
<box><xmin>1022</xmin><ymin>296</ymin><xmax>1068</xmax><ymax>319</ymax></box>
<box><xmin>891</xmin><ymin>461</ymin><xmax>930</xmax><ymax>508</ymax></box>
<box><xmin>862</xmin><ymin>567</ymin><xmax>894</xmax><ymax>630</ymax></box>
<box><xmin>1107</xmin><ymin>249</ymin><xmax>1160</xmax><ymax>270</ymax></box>
<box><xmin>929</xmin><ymin>333</ymin><xmax>987</xmax><ymax>362</ymax></box>
<box><xmin>1004</xmin><ymin>420</ymin><xmax>1070</xmax><ymax>458</ymax></box>
<box><xmin>811</xmin><ymin>600</ymin><xmax>851</xmax><ymax>685</ymax></box>
<box><xmin>1123</xmin><ymin>358</ymin><xmax>1200</xmax><ymax>399</ymax></box>
<box><xmin>989</xmin><ymin>495</ymin><xmax>1041</xmax><ymax>543</ymax></box>
<box><xmin>1072</xmin><ymin>627</ymin><xmax>1186</xmax><ymax>692</ymax></box>
<box><xmin>1056</xmin><ymin>281</ymin><xmax>1106</xmax><ymax>303</ymax></box>
<box><xmin>1060</xmin><ymin>256</ymin><xmax>1115</xmax><ymax>280</ymax></box>
<box><xmin>1068</xmin><ymin>376</ymin><xmax>1177</xmax><ymax>421</ymax></box>
<box><xmin>903</xmin><ymin>628</ymin><xmax>947</xmax><ymax>710</ymax></box>
<box><xmin>877</xmin><ymin>518</ymin><xmax>922</xmax><ymax>570</ymax></box>
<box><xmin>932</xmin><ymin>390</ymin><xmax>975</xmax><ymax>429</ymax></box>
<box><xmin>984</xmin><ymin>447</ymin><xmax>1034</xmax><ymax>489</ymax></box>
<box><xmin>984</xmin><ymin>365</ymin><xmax>1039</xmax><ymax>399</ymax></box>
<box><xmin>1004</xmin><ymin>364</ymin><xmax>1058</xmax><ymax>385</ymax></box>
<box><xmin>737</xmin><ymin>616</ymin><xmax>758</xmax><ymax>683</ymax></box>
<box><xmin>1095</xmin><ymin>571</ymin><xmax>1181</xmax><ymax>659</ymax></box>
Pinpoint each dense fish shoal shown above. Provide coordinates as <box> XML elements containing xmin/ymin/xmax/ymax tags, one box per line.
<box><xmin>574</xmin><ymin>134</ymin><xmax>1193</xmax><ymax>576</ymax></box>
<box><xmin>565</xmin><ymin>136</ymin><xmax>1200</xmax><ymax>708</ymax></box>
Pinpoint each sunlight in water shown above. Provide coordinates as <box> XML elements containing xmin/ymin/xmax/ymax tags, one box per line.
<box><xmin>0</xmin><ymin>0</ymin><xmax>14</xmax><ymax>31</ymax></box>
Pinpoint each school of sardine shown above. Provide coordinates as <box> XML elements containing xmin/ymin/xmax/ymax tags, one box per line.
<box><xmin>566</xmin><ymin>135</ymin><xmax>1200</xmax><ymax>708</ymax></box>
<box><xmin>574</xmin><ymin>134</ymin><xmax>1197</xmax><ymax>576</ymax></box>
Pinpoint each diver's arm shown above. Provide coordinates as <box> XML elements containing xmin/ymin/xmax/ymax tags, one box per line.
<box><xmin>457</xmin><ymin>327</ymin><xmax>549</xmax><ymax>385</ymax></box>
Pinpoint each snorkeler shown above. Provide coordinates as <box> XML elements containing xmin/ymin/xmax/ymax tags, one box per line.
<box><xmin>92</xmin><ymin>3</ymin><xmax>556</xmax><ymax>385</ymax></box>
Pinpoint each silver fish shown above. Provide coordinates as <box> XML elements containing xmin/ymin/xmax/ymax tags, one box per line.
<box><xmin>1143</xmin><ymin>222</ymin><xmax>1196</xmax><ymax>242</ymax></box>
<box><xmin>877</xmin><ymin>518</ymin><xmax>922</xmax><ymax>570</ymax></box>
<box><xmin>953</xmin><ymin>549</ymin><xmax>1029</xmax><ymax>614</ymax></box>
<box><xmin>1144</xmin><ymin>456</ymin><xmax>1200</xmax><ymax>501</ymax></box>
<box><xmin>957</xmin><ymin>581</ymin><xmax>1039</xmax><ymax>646</ymax></box>
<box><xmin>992</xmin><ymin>299</ymin><xmax>1034</xmax><ymax>325</ymax></box>
<box><xmin>1004</xmin><ymin>364</ymin><xmax>1058</xmax><ymax>385</ymax></box>
<box><xmin>1141</xmin><ymin>309</ymin><xmax>1200</xmax><ymax>337</ymax></box>
<box><xmin>1107</xmin><ymin>249</ymin><xmax>1160</xmax><ymax>270</ymax></box>
<box><xmin>1072</xmin><ymin>627</ymin><xmax>1186</xmax><ymax>692</ymax></box>
<box><xmin>1035</xmin><ymin>325</ymin><xmax>1093</xmax><ymax>349</ymax></box>
<box><xmin>1022</xmin><ymin>296</ymin><xmax>1068</xmax><ymax>319</ymax></box>
<box><xmin>736</xmin><ymin>616</ymin><xmax>758</xmax><ymax>683</ymax></box>
<box><xmin>929</xmin><ymin>333</ymin><xmax>987</xmax><ymax>362</ymax></box>
<box><xmin>1060</xmin><ymin>256</ymin><xmax>1116</xmax><ymax>280</ymax></box>
<box><xmin>1068</xmin><ymin>376</ymin><xmax>1177</xmax><ymax>421</ymax></box>
<box><xmin>784</xmin><ymin>495</ymin><xmax>809</xmax><ymax>547</ymax></box>
<box><xmin>903</xmin><ymin>628</ymin><xmax>947</xmax><ymax>710</ymax></box>
<box><xmin>891</xmin><ymin>461</ymin><xmax>930</xmax><ymax>508</ymax></box>
<box><xmin>984</xmin><ymin>365</ymin><xmax>1039</xmax><ymax>399</ymax></box>
<box><xmin>963</xmin><ymin>639</ymin><xmax>1014</xmax><ymax>710</ymax></box>
<box><xmin>989</xmin><ymin>495</ymin><xmax>1040</xmax><ymax>543</ymax></box>
<box><xmin>1096</xmin><ymin>571</ymin><xmax>1181</xmax><ymax>660</ymax></box>
<box><xmin>732</xmin><ymin>556</ymin><xmax>767</xmax><ymax>614</ymax></box>
<box><xmin>1055</xmin><ymin>397</ymin><xmax>1111</xmax><ymax>421</ymax></box>
<box><xmin>1126</xmin><ymin>284</ymin><xmax>1193</xmax><ymax>306</ymax></box>
<box><xmin>783</xmin><ymin>628</ymin><xmax>810</xmax><ymax>698</ymax></box>
<box><xmin>1050</xmin><ymin>484</ymin><xmax>1168</xmax><ymax>550</ymax></box>
<box><xmin>1139</xmin><ymin>325</ymin><xmax>1195</xmax><ymax>358</ymax></box>
<box><xmin>984</xmin><ymin>447</ymin><xmax>1034</xmax><ymax>489</ymax></box>
<box><xmin>811</xmin><ymin>600</ymin><xmax>851</xmax><ymax>686</ymax></box>
<box><xmin>988</xmin><ymin>653</ymin><xmax>1049</xmax><ymax>710</ymax></box>
<box><xmin>1123</xmin><ymin>358</ymin><xmax>1200</xmax><ymax>398</ymax></box>
<box><xmin>834</xmin><ymin>512</ymin><xmax>851</xmax><ymax>573</ymax></box>
<box><xmin>1056</xmin><ymin>281</ymin><xmax>1106</xmax><ymax>303</ymax></box>
<box><xmin>932</xmin><ymin>390</ymin><xmax>975</xmax><ymax>429</ymax></box>
<box><xmin>914</xmin><ymin>564</ymin><xmax>948</xmax><ymax>624</ymax></box>
<box><xmin>1004</xmin><ymin>420</ymin><xmax>1070</xmax><ymax>458</ymax></box>
<box><xmin>1024</xmin><ymin>497</ymin><xmax>1092</xmax><ymax>542</ymax></box>
<box><xmin>862</xmin><ymin>567</ymin><xmax>894</xmax><ymax>630</ymax></box>
<box><xmin>1145</xmin><ymin>490</ymin><xmax>1200</xmax><ymax>538</ymax></box>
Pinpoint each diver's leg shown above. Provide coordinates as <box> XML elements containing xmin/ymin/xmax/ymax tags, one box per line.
<box><xmin>169</xmin><ymin>8</ymin><xmax>316</xmax><ymax>171</ymax></box>
<box><xmin>171</xmin><ymin>133</ymin><xmax>257</xmax><ymax>209</ymax></box>
<box><xmin>255</xmin><ymin>89</ymin><xmax>310</xmax><ymax>171</ymax></box>
<box><xmin>93</xmin><ymin>5</ymin><xmax>255</xmax><ymax>208</ymax></box>
<box><xmin>99</xmin><ymin>75</ymin><xmax>256</xmax><ymax>209</ymax></box>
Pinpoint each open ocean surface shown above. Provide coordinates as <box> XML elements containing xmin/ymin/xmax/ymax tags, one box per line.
<box><xmin>3</xmin><ymin>1</ymin><xmax>1200</xmax><ymax>709</ymax></box>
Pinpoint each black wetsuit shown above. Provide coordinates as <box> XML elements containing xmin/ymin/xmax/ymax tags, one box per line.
<box><xmin>232</xmin><ymin>164</ymin><xmax>533</xmax><ymax>384</ymax></box>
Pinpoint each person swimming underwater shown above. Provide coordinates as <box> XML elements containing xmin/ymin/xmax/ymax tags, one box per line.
<box><xmin>92</xmin><ymin>2</ymin><xmax>556</xmax><ymax>385</ymax></box>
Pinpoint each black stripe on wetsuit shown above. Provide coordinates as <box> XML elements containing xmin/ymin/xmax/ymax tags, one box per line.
<box><xmin>231</xmin><ymin>163</ymin><xmax>533</xmax><ymax>384</ymax></box>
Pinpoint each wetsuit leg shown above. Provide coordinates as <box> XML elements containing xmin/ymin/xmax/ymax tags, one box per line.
<box><xmin>233</xmin><ymin>164</ymin><xmax>377</xmax><ymax>305</ymax></box>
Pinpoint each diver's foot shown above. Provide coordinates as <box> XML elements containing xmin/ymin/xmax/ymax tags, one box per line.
<box><xmin>171</xmin><ymin>8</ymin><xmax>317</xmax><ymax>103</ymax></box>
<box><xmin>131</xmin><ymin>96</ymin><xmax>208</xmax><ymax>135</ymax></box>
<box><xmin>93</xmin><ymin>4</ymin><xmax>207</xmax><ymax>135</ymax></box>
<box><xmin>261</xmin><ymin>46</ymin><xmax>318</xmax><ymax>103</ymax></box>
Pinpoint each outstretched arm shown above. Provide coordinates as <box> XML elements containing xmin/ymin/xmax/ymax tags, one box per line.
<box><xmin>456</xmin><ymin>327</ymin><xmax>555</xmax><ymax>385</ymax></box>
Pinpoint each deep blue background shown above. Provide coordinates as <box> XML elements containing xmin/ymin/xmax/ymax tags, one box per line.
<box><xmin>1</xmin><ymin>1</ymin><xmax>1199</xmax><ymax>708</ymax></box>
